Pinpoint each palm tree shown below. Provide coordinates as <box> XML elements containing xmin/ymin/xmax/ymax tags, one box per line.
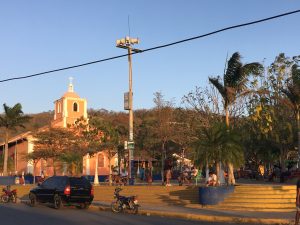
<box><xmin>193</xmin><ymin>122</ymin><xmax>244</xmax><ymax>184</ymax></box>
<box><xmin>209</xmin><ymin>52</ymin><xmax>263</xmax><ymax>184</ymax></box>
<box><xmin>281</xmin><ymin>64</ymin><xmax>300</xmax><ymax>165</ymax></box>
<box><xmin>193</xmin><ymin>122</ymin><xmax>225</xmax><ymax>183</ymax></box>
<box><xmin>0</xmin><ymin>103</ymin><xmax>31</xmax><ymax>175</ymax></box>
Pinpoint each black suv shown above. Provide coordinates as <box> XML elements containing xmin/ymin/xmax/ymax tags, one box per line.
<box><xmin>29</xmin><ymin>176</ymin><xmax>94</xmax><ymax>209</ymax></box>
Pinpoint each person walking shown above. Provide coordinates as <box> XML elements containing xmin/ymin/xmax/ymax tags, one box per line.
<box><xmin>21</xmin><ymin>171</ymin><xmax>25</xmax><ymax>186</ymax></box>
<box><xmin>295</xmin><ymin>178</ymin><xmax>300</xmax><ymax>225</ymax></box>
<box><xmin>165</xmin><ymin>169</ymin><xmax>172</xmax><ymax>186</ymax></box>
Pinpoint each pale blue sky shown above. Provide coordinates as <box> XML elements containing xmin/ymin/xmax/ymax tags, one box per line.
<box><xmin>0</xmin><ymin>1</ymin><xmax>300</xmax><ymax>113</ymax></box>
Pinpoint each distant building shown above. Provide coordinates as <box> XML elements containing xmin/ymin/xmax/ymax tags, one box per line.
<box><xmin>0</xmin><ymin>79</ymin><xmax>116</xmax><ymax>177</ymax></box>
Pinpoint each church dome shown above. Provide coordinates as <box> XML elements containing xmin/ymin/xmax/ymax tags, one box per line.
<box><xmin>62</xmin><ymin>91</ymin><xmax>80</xmax><ymax>98</ymax></box>
<box><xmin>62</xmin><ymin>77</ymin><xmax>80</xmax><ymax>98</ymax></box>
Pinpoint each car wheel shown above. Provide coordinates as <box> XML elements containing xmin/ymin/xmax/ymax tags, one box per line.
<box><xmin>133</xmin><ymin>205</ymin><xmax>139</xmax><ymax>214</ymax></box>
<box><xmin>1</xmin><ymin>195</ymin><xmax>9</xmax><ymax>203</ymax></box>
<box><xmin>29</xmin><ymin>193</ymin><xmax>36</xmax><ymax>207</ymax></box>
<box><xmin>53</xmin><ymin>194</ymin><xmax>62</xmax><ymax>209</ymax></box>
<box><xmin>77</xmin><ymin>203</ymin><xmax>90</xmax><ymax>209</ymax></box>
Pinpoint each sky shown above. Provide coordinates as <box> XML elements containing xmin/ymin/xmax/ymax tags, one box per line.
<box><xmin>0</xmin><ymin>1</ymin><xmax>300</xmax><ymax>114</ymax></box>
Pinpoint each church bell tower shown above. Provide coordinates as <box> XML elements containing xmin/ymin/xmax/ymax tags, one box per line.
<box><xmin>52</xmin><ymin>77</ymin><xmax>88</xmax><ymax>128</ymax></box>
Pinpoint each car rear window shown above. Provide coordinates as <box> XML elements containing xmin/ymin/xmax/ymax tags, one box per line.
<box><xmin>42</xmin><ymin>176</ymin><xmax>67</xmax><ymax>189</ymax></box>
<box><xmin>69</xmin><ymin>177</ymin><xmax>91</xmax><ymax>188</ymax></box>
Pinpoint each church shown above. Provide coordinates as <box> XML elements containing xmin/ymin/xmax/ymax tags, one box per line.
<box><xmin>0</xmin><ymin>79</ymin><xmax>117</xmax><ymax>177</ymax></box>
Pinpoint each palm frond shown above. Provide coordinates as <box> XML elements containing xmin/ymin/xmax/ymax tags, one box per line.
<box><xmin>292</xmin><ymin>64</ymin><xmax>300</xmax><ymax>87</ymax></box>
<box><xmin>242</xmin><ymin>62</ymin><xmax>264</xmax><ymax>76</ymax></box>
<box><xmin>224</xmin><ymin>52</ymin><xmax>242</xmax><ymax>87</ymax></box>
<box><xmin>209</xmin><ymin>77</ymin><xmax>226</xmax><ymax>100</ymax></box>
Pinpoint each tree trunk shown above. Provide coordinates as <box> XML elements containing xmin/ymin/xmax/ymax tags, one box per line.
<box><xmin>225</xmin><ymin>106</ymin><xmax>235</xmax><ymax>185</ymax></box>
<box><xmin>216</xmin><ymin>161</ymin><xmax>220</xmax><ymax>185</ymax></box>
<box><xmin>33</xmin><ymin>160</ymin><xmax>37</xmax><ymax>184</ymax></box>
<box><xmin>53</xmin><ymin>159</ymin><xmax>56</xmax><ymax>176</ymax></box>
<box><xmin>219</xmin><ymin>161</ymin><xmax>225</xmax><ymax>185</ymax></box>
<box><xmin>297</xmin><ymin>110</ymin><xmax>300</xmax><ymax>168</ymax></box>
<box><xmin>279</xmin><ymin>146</ymin><xmax>286</xmax><ymax>171</ymax></box>
<box><xmin>225</xmin><ymin>107</ymin><xmax>230</xmax><ymax>128</ymax></box>
<box><xmin>71</xmin><ymin>163</ymin><xmax>75</xmax><ymax>176</ymax></box>
<box><xmin>228</xmin><ymin>162</ymin><xmax>235</xmax><ymax>185</ymax></box>
<box><xmin>161</xmin><ymin>141</ymin><xmax>165</xmax><ymax>185</ymax></box>
<box><xmin>3</xmin><ymin>129</ymin><xmax>9</xmax><ymax>176</ymax></box>
<box><xmin>205</xmin><ymin>162</ymin><xmax>209</xmax><ymax>183</ymax></box>
<box><xmin>108</xmin><ymin>149</ymin><xmax>112</xmax><ymax>186</ymax></box>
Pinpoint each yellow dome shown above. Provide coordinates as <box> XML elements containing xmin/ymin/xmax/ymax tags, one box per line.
<box><xmin>62</xmin><ymin>91</ymin><xmax>80</xmax><ymax>98</ymax></box>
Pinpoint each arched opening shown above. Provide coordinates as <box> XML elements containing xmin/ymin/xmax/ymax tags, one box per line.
<box><xmin>73</xmin><ymin>102</ymin><xmax>78</xmax><ymax>112</ymax></box>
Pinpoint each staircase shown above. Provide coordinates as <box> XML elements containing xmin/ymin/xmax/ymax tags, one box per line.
<box><xmin>208</xmin><ymin>185</ymin><xmax>296</xmax><ymax>212</ymax></box>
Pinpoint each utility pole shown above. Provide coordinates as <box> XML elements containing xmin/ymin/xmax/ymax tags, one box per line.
<box><xmin>116</xmin><ymin>36</ymin><xmax>141</xmax><ymax>185</ymax></box>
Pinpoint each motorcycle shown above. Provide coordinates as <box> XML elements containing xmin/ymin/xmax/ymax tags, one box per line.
<box><xmin>1</xmin><ymin>185</ymin><xmax>17</xmax><ymax>203</ymax></box>
<box><xmin>111</xmin><ymin>187</ymin><xmax>139</xmax><ymax>214</ymax></box>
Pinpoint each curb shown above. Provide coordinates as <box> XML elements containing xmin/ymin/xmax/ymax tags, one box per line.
<box><xmin>94</xmin><ymin>204</ymin><xmax>292</xmax><ymax>225</ymax></box>
<box><xmin>18</xmin><ymin>200</ymin><xmax>293</xmax><ymax>224</ymax></box>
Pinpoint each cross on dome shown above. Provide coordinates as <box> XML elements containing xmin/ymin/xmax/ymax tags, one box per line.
<box><xmin>68</xmin><ymin>77</ymin><xmax>74</xmax><ymax>92</ymax></box>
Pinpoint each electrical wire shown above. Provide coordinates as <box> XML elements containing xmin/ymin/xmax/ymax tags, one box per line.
<box><xmin>1</xmin><ymin>9</ymin><xmax>300</xmax><ymax>83</ymax></box>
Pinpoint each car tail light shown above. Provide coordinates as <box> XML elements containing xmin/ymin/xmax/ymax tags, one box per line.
<box><xmin>90</xmin><ymin>186</ymin><xmax>94</xmax><ymax>196</ymax></box>
<box><xmin>64</xmin><ymin>185</ymin><xmax>71</xmax><ymax>196</ymax></box>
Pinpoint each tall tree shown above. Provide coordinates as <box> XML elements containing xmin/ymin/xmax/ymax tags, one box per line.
<box><xmin>90</xmin><ymin>117</ymin><xmax>121</xmax><ymax>185</ymax></box>
<box><xmin>251</xmin><ymin>54</ymin><xmax>297</xmax><ymax>168</ymax></box>
<box><xmin>152</xmin><ymin>92</ymin><xmax>175</xmax><ymax>184</ymax></box>
<box><xmin>32</xmin><ymin>128</ymin><xmax>76</xmax><ymax>175</ymax></box>
<box><xmin>32</xmin><ymin>119</ymin><xmax>101</xmax><ymax>176</ymax></box>
<box><xmin>281</xmin><ymin>64</ymin><xmax>300</xmax><ymax>166</ymax></box>
<box><xmin>193</xmin><ymin>122</ymin><xmax>244</xmax><ymax>183</ymax></box>
<box><xmin>209</xmin><ymin>52</ymin><xmax>263</xmax><ymax>184</ymax></box>
<box><xmin>0</xmin><ymin>103</ymin><xmax>31</xmax><ymax>175</ymax></box>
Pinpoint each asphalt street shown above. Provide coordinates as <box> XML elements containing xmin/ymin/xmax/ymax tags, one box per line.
<box><xmin>0</xmin><ymin>203</ymin><xmax>259</xmax><ymax>225</ymax></box>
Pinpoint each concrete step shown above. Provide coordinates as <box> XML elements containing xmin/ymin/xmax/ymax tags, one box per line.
<box><xmin>224</xmin><ymin>197</ymin><xmax>295</xmax><ymax>203</ymax></box>
<box><xmin>235</xmin><ymin>186</ymin><xmax>296</xmax><ymax>192</ymax></box>
<box><xmin>234</xmin><ymin>189</ymin><xmax>296</xmax><ymax>193</ymax></box>
<box><xmin>228</xmin><ymin>193</ymin><xmax>295</xmax><ymax>198</ymax></box>
<box><xmin>218</xmin><ymin>202</ymin><xmax>294</xmax><ymax>209</ymax></box>
<box><xmin>235</xmin><ymin>185</ymin><xmax>295</xmax><ymax>190</ymax></box>
<box><xmin>207</xmin><ymin>205</ymin><xmax>295</xmax><ymax>212</ymax></box>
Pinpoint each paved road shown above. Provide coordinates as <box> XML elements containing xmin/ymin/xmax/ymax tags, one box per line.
<box><xmin>0</xmin><ymin>203</ymin><xmax>260</xmax><ymax>225</ymax></box>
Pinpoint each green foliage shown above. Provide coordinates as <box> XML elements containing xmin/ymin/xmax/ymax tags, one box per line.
<box><xmin>0</xmin><ymin>103</ymin><xmax>31</xmax><ymax>131</ymax></box>
<box><xmin>30</xmin><ymin>118</ymin><xmax>103</xmax><ymax>175</ymax></box>
<box><xmin>192</xmin><ymin>122</ymin><xmax>244</xmax><ymax>168</ymax></box>
<box><xmin>244</xmin><ymin>53</ymin><xmax>299</xmax><ymax>167</ymax></box>
<box><xmin>0</xmin><ymin>103</ymin><xmax>31</xmax><ymax>175</ymax></box>
<box><xmin>0</xmin><ymin>154</ymin><xmax>14</xmax><ymax>172</ymax></box>
<box><xmin>209</xmin><ymin>52</ymin><xmax>263</xmax><ymax>109</ymax></box>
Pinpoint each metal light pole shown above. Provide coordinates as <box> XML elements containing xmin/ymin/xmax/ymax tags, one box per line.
<box><xmin>116</xmin><ymin>36</ymin><xmax>141</xmax><ymax>185</ymax></box>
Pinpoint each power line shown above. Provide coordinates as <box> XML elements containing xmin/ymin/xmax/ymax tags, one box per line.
<box><xmin>1</xmin><ymin>9</ymin><xmax>300</xmax><ymax>83</ymax></box>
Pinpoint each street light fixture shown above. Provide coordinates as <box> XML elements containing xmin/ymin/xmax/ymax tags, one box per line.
<box><xmin>116</xmin><ymin>36</ymin><xmax>141</xmax><ymax>185</ymax></box>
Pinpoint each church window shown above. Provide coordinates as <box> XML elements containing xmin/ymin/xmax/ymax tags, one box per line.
<box><xmin>73</xmin><ymin>102</ymin><xmax>78</xmax><ymax>112</ymax></box>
